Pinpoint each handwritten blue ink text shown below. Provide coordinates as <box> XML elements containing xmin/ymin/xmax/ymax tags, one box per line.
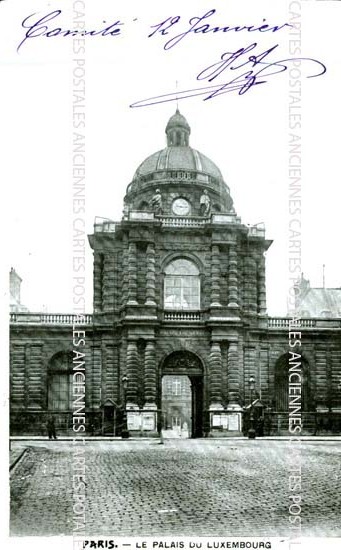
<box><xmin>130</xmin><ymin>43</ymin><xmax>327</xmax><ymax>107</ymax></box>
<box><xmin>148</xmin><ymin>9</ymin><xmax>292</xmax><ymax>50</ymax></box>
<box><xmin>17</xmin><ymin>10</ymin><xmax>123</xmax><ymax>52</ymax></box>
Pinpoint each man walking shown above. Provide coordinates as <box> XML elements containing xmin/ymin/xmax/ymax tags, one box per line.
<box><xmin>47</xmin><ymin>415</ymin><xmax>57</xmax><ymax>440</ymax></box>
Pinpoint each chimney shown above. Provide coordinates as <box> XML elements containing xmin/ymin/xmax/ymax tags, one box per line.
<box><xmin>10</xmin><ymin>267</ymin><xmax>22</xmax><ymax>305</ymax></box>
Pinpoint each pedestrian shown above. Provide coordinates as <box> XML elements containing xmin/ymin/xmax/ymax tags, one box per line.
<box><xmin>157</xmin><ymin>414</ymin><xmax>164</xmax><ymax>445</ymax></box>
<box><xmin>47</xmin><ymin>414</ymin><xmax>57</xmax><ymax>440</ymax></box>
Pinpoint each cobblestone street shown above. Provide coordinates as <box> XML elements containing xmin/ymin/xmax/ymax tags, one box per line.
<box><xmin>10</xmin><ymin>439</ymin><xmax>341</xmax><ymax>537</ymax></box>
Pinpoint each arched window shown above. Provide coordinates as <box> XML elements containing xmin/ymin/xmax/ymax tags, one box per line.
<box><xmin>164</xmin><ymin>258</ymin><xmax>200</xmax><ymax>310</ymax></box>
<box><xmin>138</xmin><ymin>200</ymin><xmax>149</xmax><ymax>211</ymax></box>
<box><xmin>212</xmin><ymin>203</ymin><xmax>221</xmax><ymax>213</ymax></box>
<box><xmin>48</xmin><ymin>352</ymin><xmax>73</xmax><ymax>411</ymax></box>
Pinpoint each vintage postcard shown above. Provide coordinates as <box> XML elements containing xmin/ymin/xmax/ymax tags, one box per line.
<box><xmin>1</xmin><ymin>0</ymin><xmax>340</xmax><ymax>549</ymax></box>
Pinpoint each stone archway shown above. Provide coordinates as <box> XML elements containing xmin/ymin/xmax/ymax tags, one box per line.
<box><xmin>160</xmin><ymin>351</ymin><xmax>204</xmax><ymax>438</ymax></box>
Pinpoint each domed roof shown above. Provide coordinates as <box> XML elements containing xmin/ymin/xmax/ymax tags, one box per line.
<box><xmin>125</xmin><ymin>110</ymin><xmax>233</xmax><ymax>214</ymax></box>
<box><xmin>132</xmin><ymin>110</ymin><xmax>224</xmax><ymax>183</ymax></box>
<box><xmin>166</xmin><ymin>108</ymin><xmax>191</xmax><ymax>133</ymax></box>
<box><xmin>133</xmin><ymin>147</ymin><xmax>223</xmax><ymax>181</ymax></box>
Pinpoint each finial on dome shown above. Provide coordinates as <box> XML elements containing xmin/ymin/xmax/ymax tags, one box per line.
<box><xmin>166</xmin><ymin>109</ymin><xmax>191</xmax><ymax>147</ymax></box>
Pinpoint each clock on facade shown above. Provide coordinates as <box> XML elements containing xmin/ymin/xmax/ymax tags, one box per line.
<box><xmin>172</xmin><ymin>197</ymin><xmax>191</xmax><ymax>216</ymax></box>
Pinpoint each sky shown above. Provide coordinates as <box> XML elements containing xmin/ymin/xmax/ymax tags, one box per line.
<box><xmin>1</xmin><ymin>0</ymin><xmax>341</xmax><ymax>317</ymax></box>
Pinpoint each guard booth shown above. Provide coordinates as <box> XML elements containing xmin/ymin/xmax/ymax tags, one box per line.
<box><xmin>100</xmin><ymin>399</ymin><xmax>121</xmax><ymax>436</ymax></box>
<box><xmin>242</xmin><ymin>399</ymin><xmax>265</xmax><ymax>437</ymax></box>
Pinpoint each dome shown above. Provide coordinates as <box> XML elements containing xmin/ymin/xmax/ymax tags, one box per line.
<box><xmin>133</xmin><ymin>147</ymin><xmax>223</xmax><ymax>181</ymax></box>
<box><xmin>166</xmin><ymin>109</ymin><xmax>191</xmax><ymax>133</ymax></box>
<box><xmin>125</xmin><ymin>110</ymin><xmax>234</xmax><ymax>215</ymax></box>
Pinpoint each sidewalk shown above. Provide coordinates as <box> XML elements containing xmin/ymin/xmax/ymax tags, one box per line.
<box><xmin>10</xmin><ymin>435</ymin><xmax>341</xmax><ymax>441</ymax></box>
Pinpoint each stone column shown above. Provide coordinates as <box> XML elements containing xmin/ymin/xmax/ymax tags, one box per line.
<box><xmin>244</xmin><ymin>255</ymin><xmax>257</xmax><ymax>315</ymax></box>
<box><xmin>91</xmin><ymin>347</ymin><xmax>102</xmax><ymax>408</ymax></box>
<box><xmin>227</xmin><ymin>340</ymin><xmax>241</xmax><ymax>408</ymax></box>
<box><xmin>228</xmin><ymin>244</ymin><xmax>239</xmax><ymax>308</ymax></box>
<box><xmin>121</xmin><ymin>246</ymin><xmax>129</xmax><ymax>306</ymax></box>
<box><xmin>126</xmin><ymin>340</ymin><xmax>139</xmax><ymax>406</ymax></box>
<box><xmin>331</xmin><ymin>349</ymin><xmax>341</xmax><ymax>411</ymax></box>
<box><xmin>211</xmin><ymin>245</ymin><xmax>221</xmax><ymax>307</ymax></box>
<box><xmin>145</xmin><ymin>243</ymin><xmax>156</xmax><ymax>306</ymax></box>
<box><xmin>127</xmin><ymin>242</ymin><xmax>138</xmax><ymax>305</ymax></box>
<box><xmin>209</xmin><ymin>341</ymin><xmax>223</xmax><ymax>409</ymax></box>
<box><xmin>27</xmin><ymin>344</ymin><xmax>44</xmax><ymax>409</ymax></box>
<box><xmin>144</xmin><ymin>340</ymin><xmax>157</xmax><ymax>408</ymax></box>
<box><xmin>315</xmin><ymin>348</ymin><xmax>328</xmax><ymax>411</ymax></box>
<box><xmin>257</xmin><ymin>252</ymin><xmax>267</xmax><ymax>315</ymax></box>
<box><xmin>93</xmin><ymin>252</ymin><xmax>103</xmax><ymax>312</ymax></box>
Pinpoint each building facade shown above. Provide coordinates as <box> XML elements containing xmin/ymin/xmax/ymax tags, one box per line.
<box><xmin>10</xmin><ymin>111</ymin><xmax>341</xmax><ymax>437</ymax></box>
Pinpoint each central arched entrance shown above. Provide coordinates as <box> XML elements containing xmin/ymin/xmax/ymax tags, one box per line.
<box><xmin>160</xmin><ymin>351</ymin><xmax>204</xmax><ymax>438</ymax></box>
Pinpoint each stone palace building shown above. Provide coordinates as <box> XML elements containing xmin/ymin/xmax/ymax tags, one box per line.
<box><xmin>9</xmin><ymin>110</ymin><xmax>341</xmax><ymax>437</ymax></box>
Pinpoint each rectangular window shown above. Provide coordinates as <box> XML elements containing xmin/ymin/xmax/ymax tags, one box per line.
<box><xmin>164</xmin><ymin>276</ymin><xmax>200</xmax><ymax>309</ymax></box>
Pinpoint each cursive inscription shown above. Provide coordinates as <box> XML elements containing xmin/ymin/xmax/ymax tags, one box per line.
<box><xmin>17</xmin><ymin>10</ymin><xmax>124</xmax><ymax>52</ymax></box>
<box><xmin>148</xmin><ymin>9</ymin><xmax>292</xmax><ymax>50</ymax></box>
<box><xmin>130</xmin><ymin>43</ymin><xmax>326</xmax><ymax>108</ymax></box>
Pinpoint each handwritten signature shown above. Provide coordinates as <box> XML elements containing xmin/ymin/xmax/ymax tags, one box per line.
<box><xmin>148</xmin><ymin>9</ymin><xmax>292</xmax><ymax>50</ymax></box>
<box><xmin>130</xmin><ymin>43</ymin><xmax>326</xmax><ymax>108</ymax></box>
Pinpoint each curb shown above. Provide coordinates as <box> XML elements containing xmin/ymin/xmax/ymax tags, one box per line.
<box><xmin>9</xmin><ymin>436</ymin><xmax>341</xmax><ymax>442</ymax></box>
<box><xmin>10</xmin><ymin>448</ymin><xmax>28</xmax><ymax>471</ymax></box>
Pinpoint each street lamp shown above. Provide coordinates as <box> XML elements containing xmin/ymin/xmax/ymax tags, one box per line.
<box><xmin>248</xmin><ymin>375</ymin><xmax>256</xmax><ymax>439</ymax></box>
<box><xmin>121</xmin><ymin>375</ymin><xmax>129</xmax><ymax>439</ymax></box>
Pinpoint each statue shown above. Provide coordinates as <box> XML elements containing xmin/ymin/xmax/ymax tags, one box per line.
<box><xmin>199</xmin><ymin>189</ymin><xmax>211</xmax><ymax>216</ymax></box>
<box><xmin>150</xmin><ymin>188</ymin><xmax>162</xmax><ymax>215</ymax></box>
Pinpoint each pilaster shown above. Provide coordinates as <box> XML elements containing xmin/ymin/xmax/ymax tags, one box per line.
<box><xmin>121</xmin><ymin>246</ymin><xmax>129</xmax><ymax>306</ymax></box>
<box><xmin>145</xmin><ymin>243</ymin><xmax>156</xmax><ymax>306</ymax></box>
<box><xmin>127</xmin><ymin>242</ymin><xmax>138</xmax><ymax>305</ymax></box>
<box><xmin>227</xmin><ymin>340</ymin><xmax>241</xmax><ymax>409</ymax></box>
<box><xmin>126</xmin><ymin>340</ymin><xmax>139</xmax><ymax>407</ymax></box>
<box><xmin>243</xmin><ymin>255</ymin><xmax>257</xmax><ymax>315</ymax></box>
<box><xmin>210</xmin><ymin>245</ymin><xmax>221</xmax><ymax>307</ymax></box>
<box><xmin>315</xmin><ymin>348</ymin><xmax>328</xmax><ymax>411</ymax></box>
<box><xmin>209</xmin><ymin>341</ymin><xmax>223</xmax><ymax>409</ymax></box>
<box><xmin>257</xmin><ymin>252</ymin><xmax>267</xmax><ymax>315</ymax></box>
<box><xmin>144</xmin><ymin>340</ymin><xmax>157</xmax><ymax>407</ymax></box>
<box><xmin>227</xmin><ymin>244</ymin><xmax>239</xmax><ymax>308</ymax></box>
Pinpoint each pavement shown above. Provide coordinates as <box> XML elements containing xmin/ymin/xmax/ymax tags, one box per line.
<box><xmin>10</xmin><ymin>439</ymin><xmax>341</xmax><ymax>538</ymax></box>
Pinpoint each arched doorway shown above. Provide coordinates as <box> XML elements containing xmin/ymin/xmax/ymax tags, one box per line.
<box><xmin>160</xmin><ymin>351</ymin><xmax>204</xmax><ymax>438</ymax></box>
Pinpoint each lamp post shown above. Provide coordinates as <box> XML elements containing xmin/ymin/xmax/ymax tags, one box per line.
<box><xmin>121</xmin><ymin>375</ymin><xmax>129</xmax><ymax>439</ymax></box>
<box><xmin>248</xmin><ymin>375</ymin><xmax>256</xmax><ymax>439</ymax></box>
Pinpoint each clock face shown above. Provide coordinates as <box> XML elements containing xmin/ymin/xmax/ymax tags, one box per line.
<box><xmin>172</xmin><ymin>198</ymin><xmax>190</xmax><ymax>216</ymax></box>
